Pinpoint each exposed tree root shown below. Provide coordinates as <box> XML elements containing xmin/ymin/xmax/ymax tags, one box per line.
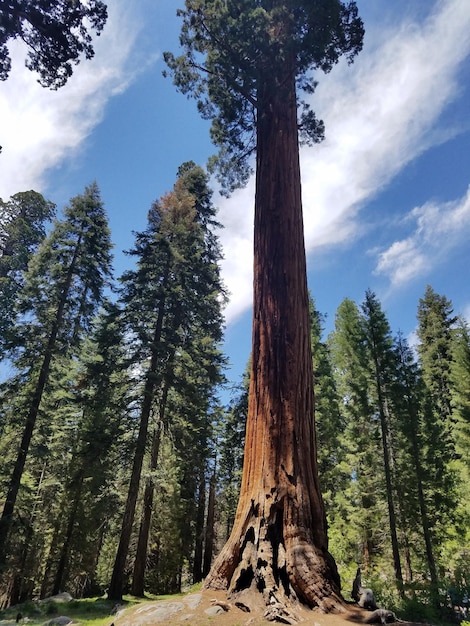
<box><xmin>205</xmin><ymin>495</ymin><xmax>345</xmax><ymax>622</ymax></box>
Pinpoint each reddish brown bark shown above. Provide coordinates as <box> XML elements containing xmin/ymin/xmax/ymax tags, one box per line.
<box><xmin>204</xmin><ymin>60</ymin><xmax>342</xmax><ymax>613</ymax></box>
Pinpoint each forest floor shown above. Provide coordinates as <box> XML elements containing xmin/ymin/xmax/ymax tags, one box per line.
<box><xmin>0</xmin><ymin>589</ymin><xmax>441</xmax><ymax>626</ymax></box>
<box><xmin>112</xmin><ymin>589</ymin><xmax>433</xmax><ymax>626</ymax></box>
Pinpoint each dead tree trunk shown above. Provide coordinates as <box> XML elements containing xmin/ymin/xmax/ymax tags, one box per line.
<box><xmin>203</xmin><ymin>57</ymin><xmax>341</xmax><ymax>613</ymax></box>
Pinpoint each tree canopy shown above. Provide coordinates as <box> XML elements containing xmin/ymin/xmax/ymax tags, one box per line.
<box><xmin>0</xmin><ymin>0</ymin><xmax>107</xmax><ymax>88</ymax></box>
<box><xmin>164</xmin><ymin>0</ymin><xmax>363</xmax><ymax>192</ymax></box>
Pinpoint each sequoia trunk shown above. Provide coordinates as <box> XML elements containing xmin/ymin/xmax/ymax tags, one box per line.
<box><xmin>204</xmin><ymin>60</ymin><xmax>341</xmax><ymax>611</ymax></box>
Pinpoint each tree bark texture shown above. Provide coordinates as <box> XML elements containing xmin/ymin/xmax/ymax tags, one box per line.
<box><xmin>204</xmin><ymin>61</ymin><xmax>341</xmax><ymax>612</ymax></box>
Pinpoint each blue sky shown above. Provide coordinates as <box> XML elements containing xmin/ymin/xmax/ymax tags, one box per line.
<box><xmin>0</xmin><ymin>0</ymin><xmax>469</xmax><ymax>396</ymax></box>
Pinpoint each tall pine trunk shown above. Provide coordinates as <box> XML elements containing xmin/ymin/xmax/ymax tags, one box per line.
<box><xmin>108</xmin><ymin>254</ymin><xmax>174</xmax><ymax>600</ymax></box>
<box><xmin>204</xmin><ymin>58</ymin><xmax>340</xmax><ymax>611</ymax></box>
<box><xmin>376</xmin><ymin>393</ymin><xmax>404</xmax><ymax>595</ymax></box>
<box><xmin>130</xmin><ymin>413</ymin><xmax>165</xmax><ymax>596</ymax></box>
<box><xmin>52</xmin><ymin>478</ymin><xmax>83</xmax><ymax>595</ymax></box>
<box><xmin>396</xmin><ymin>339</ymin><xmax>439</xmax><ymax>598</ymax></box>
<box><xmin>409</xmin><ymin>404</ymin><xmax>439</xmax><ymax>596</ymax></box>
<box><xmin>130</xmin><ymin>339</ymin><xmax>177</xmax><ymax>596</ymax></box>
<box><xmin>192</xmin><ymin>468</ymin><xmax>206</xmax><ymax>584</ymax></box>
<box><xmin>202</xmin><ymin>471</ymin><xmax>216</xmax><ymax>578</ymax></box>
<box><xmin>107</xmin><ymin>320</ymin><xmax>164</xmax><ymax>600</ymax></box>
<box><xmin>368</xmin><ymin>328</ymin><xmax>404</xmax><ymax>595</ymax></box>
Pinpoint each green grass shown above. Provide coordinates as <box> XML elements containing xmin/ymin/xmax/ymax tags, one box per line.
<box><xmin>0</xmin><ymin>598</ymin><xmax>111</xmax><ymax>626</ymax></box>
<box><xmin>0</xmin><ymin>586</ymin><xmax>204</xmax><ymax>626</ymax></box>
<box><xmin>0</xmin><ymin>595</ymin><xmax>151</xmax><ymax>626</ymax></box>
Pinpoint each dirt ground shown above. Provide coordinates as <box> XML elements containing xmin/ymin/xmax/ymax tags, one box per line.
<box><xmin>113</xmin><ymin>589</ymin><xmax>426</xmax><ymax>626</ymax></box>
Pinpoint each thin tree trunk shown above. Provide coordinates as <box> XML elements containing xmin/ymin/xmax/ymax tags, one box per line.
<box><xmin>364</xmin><ymin>299</ymin><xmax>404</xmax><ymax>596</ymax></box>
<box><xmin>403</xmin><ymin>539</ymin><xmax>413</xmax><ymax>588</ymax></box>
<box><xmin>377</xmin><ymin>397</ymin><xmax>404</xmax><ymax>596</ymax></box>
<box><xmin>130</xmin><ymin>420</ymin><xmax>163</xmax><ymax>596</ymax></box>
<box><xmin>204</xmin><ymin>57</ymin><xmax>341</xmax><ymax>611</ymax></box>
<box><xmin>130</xmin><ymin>358</ymin><xmax>173</xmax><ymax>596</ymax></box>
<box><xmin>409</xmin><ymin>407</ymin><xmax>439</xmax><ymax>597</ymax></box>
<box><xmin>370</xmin><ymin>352</ymin><xmax>404</xmax><ymax>595</ymax></box>
<box><xmin>397</xmin><ymin>340</ymin><xmax>439</xmax><ymax>601</ymax></box>
<box><xmin>202</xmin><ymin>471</ymin><xmax>216</xmax><ymax>578</ymax></box>
<box><xmin>52</xmin><ymin>478</ymin><xmax>83</xmax><ymax>595</ymax></box>
<box><xmin>108</xmin><ymin>354</ymin><xmax>161</xmax><ymax>597</ymax></box>
<box><xmin>192</xmin><ymin>468</ymin><xmax>206</xmax><ymax>584</ymax></box>
<box><xmin>108</xmin><ymin>287</ymin><xmax>169</xmax><ymax>600</ymax></box>
<box><xmin>6</xmin><ymin>462</ymin><xmax>47</xmax><ymax>605</ymax></box>
<box><xmin>41</xmin><ymin>519</ymin><xmax>62</xmax><ymax>598</ymax></box>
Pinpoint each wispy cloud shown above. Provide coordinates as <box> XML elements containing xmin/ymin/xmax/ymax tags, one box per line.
<box><xmin>302</xmin><ymin>0</ymin><xmax>470</xmax><ymax>248</ymax></box>
<box><xmin>216</xmin><ymin>179</ymin><xmax>256</xmax><ymax>322</ymax></box>
<box><xmin>375</xmin><ymin>186</ymin><xmax>470</xmax><ymax>287</ymax></box>
<box><xmin>218</xmin><ymin>0</ymin><xmax>470</xmax><ymax>322</ymax></box>
<box><xmin>0</xmin><ymin>1</ymin><xmax>150</xmax><ymax>198</ymax></box>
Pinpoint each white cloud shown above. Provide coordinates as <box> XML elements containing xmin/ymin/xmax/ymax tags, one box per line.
<box><xmin>301</xmin><ymin>0</ymin><xmax>470</xmax><ymax>249</ymax></box>
<box><xmin>0</xmin><ymin>1</ymin><xmax>150</xmax><ymax>198</ymax></box>
<box><xmin>216</xmin><ymin>179</ymin><xmax>255</xmax><ymax>322</ymax></box>
<box><xmin>462</xmin><ymin>304</ymin><xmax>470</xmax><ymax>325</ymax></box>
<box><xmin>375</xmin><ymin>239</ymin><xmax>428</xmax><ymax>286</ymax></box>
<box><xmin>217</xmin><ymin>0</ymin><xmax>470</xmax><ymax>323</ymax></box>
<box><xmin>375</xmin><ymin>185</ymin><xmax>470</xmax><ymax>287</ymax></box>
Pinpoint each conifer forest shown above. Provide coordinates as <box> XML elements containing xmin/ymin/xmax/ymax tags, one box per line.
<box><xmin>0</xmin><ymin>0</ymin><xmax>469</xmax><ymax>622</ymax></box>
<box><xmin>0</xmin><ymin>175</ymin><xmax>469</xmax><ymax>615</ymax></box>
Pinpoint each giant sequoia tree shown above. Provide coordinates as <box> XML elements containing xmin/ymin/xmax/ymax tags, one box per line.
<box><xmin>165</xmin><ymin>0</ymin><xmax>363</xmax><ymax>613</ymax></box>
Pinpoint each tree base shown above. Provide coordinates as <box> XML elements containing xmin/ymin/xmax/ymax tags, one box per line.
<box><xmin>204</xmin><ymin>499</ymin><xmax>345</xmax><ymax>619</ymax></box>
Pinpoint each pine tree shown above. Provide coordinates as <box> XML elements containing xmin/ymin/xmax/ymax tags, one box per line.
<box><xmin>0</xmin><ymin>183</ymin><xmax>113</xmax><ymax>580</ymax></box>
<box><xmin>415</xmin><ymin>286</ymin><xmax>463</xmax><ymax>607</ymax></box>
<box><xmin>328</xmin><ymin>298</ymin><xmax>383</xmax><ymax>574</ymax></box>
<box><xmin>217</xmin><ymin>368</ymin><xmax>249</xmax><ymax>544</ymax></box>
<box><xmin>417</xmin><ymin>285</ymin><xmax>456</xmax><ymax>427</ymax></box>
<box><xmin>0</xmin><ymin>1</ymin><xmax>107</xmax><ymax>87</ymax></box>
<box><xmin>361</xmin><ymin>290</ymin><xmax>403</xmax><ymax>596</ymax></box>
<box><xmin>309</xmin><ymin>298</ymin><xmax>346</xmax><ymax>514</ymax></box>
<box><xmin>392</xmin><ymin>333</ymin><xmax>439</xmax><ymax>598</ymax></box>
<box><xmin>0</xmin><ymin>191</ymin><xmax>55</xmax><ymax>356</ymax></box>
<box><xmin>171</xmin><ymin>347</ymin><xmax>225</xmax><ymax>588</ymax></box>
<box><xmin>108</xmin><ymin>163</ymin><xmax>226</xmax><ymax>600</ymax></box>
<box><xmin>450</xmin><ymin>318</ymin><xmax>470</xmax><ymax>461</ymax></box>
<box><xmin>416</xmin><ymin>286</ymin><xmax>459</xmax><ymax>555</ymax></box>
<box><xmin>41</xmin><ymin>302</ymin><xmax>131</xmax><ymax>598</ymax></box>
